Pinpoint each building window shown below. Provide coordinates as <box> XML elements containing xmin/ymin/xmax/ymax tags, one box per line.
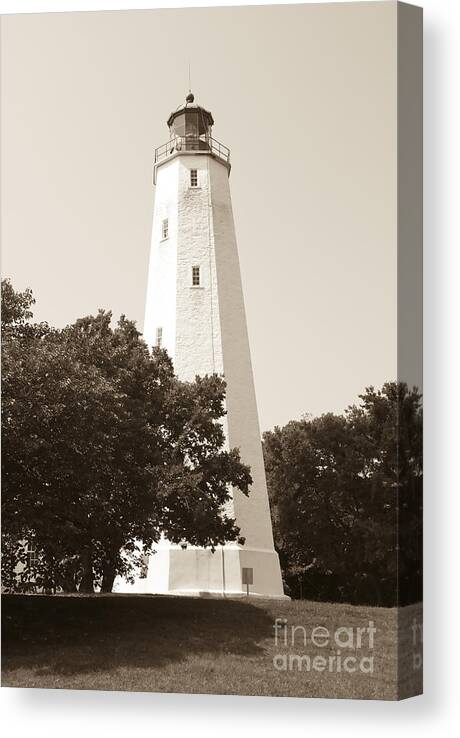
<box><xmin>192</xmin><ymin>266</ymin><xmax>201</xmax><ymax>286</ymax></box>
<box><xmin>161</xmin><ymin>218</ymin><xmax>169</xmax><ymax>240</ymax></box>
<box><xmin>27</xmin><ymin>545</ymin><xmax>39</xmax><ymax>569</ymax></box>
<box><xmin>155</xmin><ymin>327</ymin><xmax>163</xmax><ymax>348</ymax></box>
<box><xmin>190</xmin><ymin>169</ymin><xmax>198</xmax><ymax>187</ymax></box>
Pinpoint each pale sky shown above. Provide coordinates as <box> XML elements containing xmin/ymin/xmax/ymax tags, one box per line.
<box><xmin>1</xmin><ymin>2</ymin><xmax>399</xmax><ymax>431</ymax></box>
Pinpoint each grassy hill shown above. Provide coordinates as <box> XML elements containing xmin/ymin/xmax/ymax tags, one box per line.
<box><xmin>1</xmin><ymin>594</ymin><xmax>422</xmax><ymax>700</ymax></box>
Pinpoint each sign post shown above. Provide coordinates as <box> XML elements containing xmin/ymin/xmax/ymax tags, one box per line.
<box><xmin>242</xmin><ymin>567</ymin><xmax>253</xmax><ymax>597</ymax></box>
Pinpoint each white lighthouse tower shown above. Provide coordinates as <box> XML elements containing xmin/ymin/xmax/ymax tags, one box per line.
<box><xmin>142</xmin><ymin>93</ymin><xmax>285</xmax><ymax>599</ymax></box>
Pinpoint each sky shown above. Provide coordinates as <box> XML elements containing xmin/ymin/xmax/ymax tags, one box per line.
<box><xmin>1</xmin><ymin>2</ymin><xmax>399</xmax><ymax>431</ymax></box>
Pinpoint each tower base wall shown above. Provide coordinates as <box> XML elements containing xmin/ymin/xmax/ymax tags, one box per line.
<box><xmin>114</xmin><ymin>543</ymin><xmax>288</xmax><ymax>600</ymax></box>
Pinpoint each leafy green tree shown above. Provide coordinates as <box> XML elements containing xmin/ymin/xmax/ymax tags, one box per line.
<box><xmin>1</xmin><ymin>280</ymin><xmax>251</xmax><ymax>593</ymax></box>
<box><xmin>263</xmin><ymin>383</ymin><xmax>422</xmax><ymax>606</ymax></box>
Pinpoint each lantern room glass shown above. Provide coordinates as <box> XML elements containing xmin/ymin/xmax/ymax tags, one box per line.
<box><xmin>169</xmin><ymin>110</ymin><xmax>212</xmax><ymax>152</ymax></box>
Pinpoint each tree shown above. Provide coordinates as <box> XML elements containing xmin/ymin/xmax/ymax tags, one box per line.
<box><xmin>263</xmin><ymin>383</ymin><xmax>422</xmax><ymax>606</ymax></box>
<box><xmin>1</xmin><ymin>280</ymin><xmax>251</xmax><ymax>592</ymax></box>
<box><xmin>1</xmin><ymin>279</ymin><xmax>35</xmax><ymax>331</ymax></box>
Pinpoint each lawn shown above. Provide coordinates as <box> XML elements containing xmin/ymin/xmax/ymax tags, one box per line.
<box><xmin>1</xmin><ymin>594</ymin><xmax>422</xmax><ymax>700</ymax></box>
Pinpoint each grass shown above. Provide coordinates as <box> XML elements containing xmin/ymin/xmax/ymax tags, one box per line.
<box><xmin>1</xmin><ymin>594</ymin><xmax>422</xmax><ymax>700</ymax></box>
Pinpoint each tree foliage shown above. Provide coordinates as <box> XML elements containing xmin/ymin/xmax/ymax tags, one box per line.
<box><xmin>1</xmin><ymin>280</ymin><xmax>251</xmax><ymax>592</ymax></box>
<box><xmin>263</xmin><ymin>383</ymin><xmax>422</xmax><ymax>606</ymax></box>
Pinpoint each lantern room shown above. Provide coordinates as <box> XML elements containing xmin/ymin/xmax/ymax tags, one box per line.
<box><xmin>153</xmin><ymin>92</ymin><xmax>231</xmax><ymax>182</ymax></box>
<box><xmin>167</xmin><ymin>92</ymin><xmax>214</xmax><ymax>151</ymax></box>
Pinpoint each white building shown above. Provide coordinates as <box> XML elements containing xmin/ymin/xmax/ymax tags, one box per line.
<box><xmin>118</xmin><ymin>93</ymin><xmax>286</xmax><ymax>599</ymax></box>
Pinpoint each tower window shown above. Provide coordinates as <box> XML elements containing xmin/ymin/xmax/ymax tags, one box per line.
<box><xmin>27</xmin><ymin>545</ymin><xmax>39</xmax><ymax>569</ymax></box>
<box><xmin>190</xmin><ymin>169</ymin><xmax>198</xmax><ymax>187</ymax></box>
<box><xmin>161</xmin><ymin>219</ymin><xmax>169</xmax><ymax>240</ymax></box>
<box><xmin>192</xmin><ymin>266</ymin><xmax>201</xmax><ymax>286</ymax></box>
<box><xmin>155</xmin><ymin>327</ymin><xmax>163</xmax><ymax>348</ymax></box>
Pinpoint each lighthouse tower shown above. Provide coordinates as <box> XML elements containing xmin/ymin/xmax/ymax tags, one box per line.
<box><xmin>142</xmin><ymin>93</ymin><xmax>285</xmax><ymax>599</ymax></box>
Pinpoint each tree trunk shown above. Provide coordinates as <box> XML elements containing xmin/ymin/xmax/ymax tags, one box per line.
<box><xmin>79</xmin><ymin>551</ymin><xmax>94</xmax><ymax>593</ymax></box>
<box><xmin>59</xmin><ymin>575</ymin><xmax>78</xmax><ymax>593</ymax></box>
<box><xmin>101</xmin><ymin>563</ymin><xmax>116</xmax><ymax>593</ymax></box>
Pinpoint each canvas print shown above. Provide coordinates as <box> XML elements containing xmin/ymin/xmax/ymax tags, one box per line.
<box><xmin>1</xmin><ymin>2</ymin><xmax>423</xmax><ymax>700</ymax></box>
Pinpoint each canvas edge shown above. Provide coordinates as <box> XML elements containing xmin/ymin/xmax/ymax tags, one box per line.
<box><xmin>396</xmin><ymin>0</ymin><xmax>423</xmax><ymax>701</ymax></box>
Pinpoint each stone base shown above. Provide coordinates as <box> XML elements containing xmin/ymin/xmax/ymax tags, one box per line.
<box><xmin>114</xmin><ymin>542</ymin><xmax>289</xmax><ymax>600</ymax></box>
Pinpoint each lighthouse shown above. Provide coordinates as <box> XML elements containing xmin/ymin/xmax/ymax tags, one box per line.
<box><xmin>142</xmin><ymin>93</ymin><xmax>285</xmax><ymax>599</ymax></box>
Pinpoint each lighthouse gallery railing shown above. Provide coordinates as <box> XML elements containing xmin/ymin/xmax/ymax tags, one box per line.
<box><xmin>154</xmin><ymin>136</ymin><xmax>231</xmax><ymax>166</ymax></box>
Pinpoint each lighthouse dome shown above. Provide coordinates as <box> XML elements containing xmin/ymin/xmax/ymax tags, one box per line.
<box><xmin>167</xmin><ymin>92</ymin><xmax>214</xmax><ymax>136</ymax></box>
